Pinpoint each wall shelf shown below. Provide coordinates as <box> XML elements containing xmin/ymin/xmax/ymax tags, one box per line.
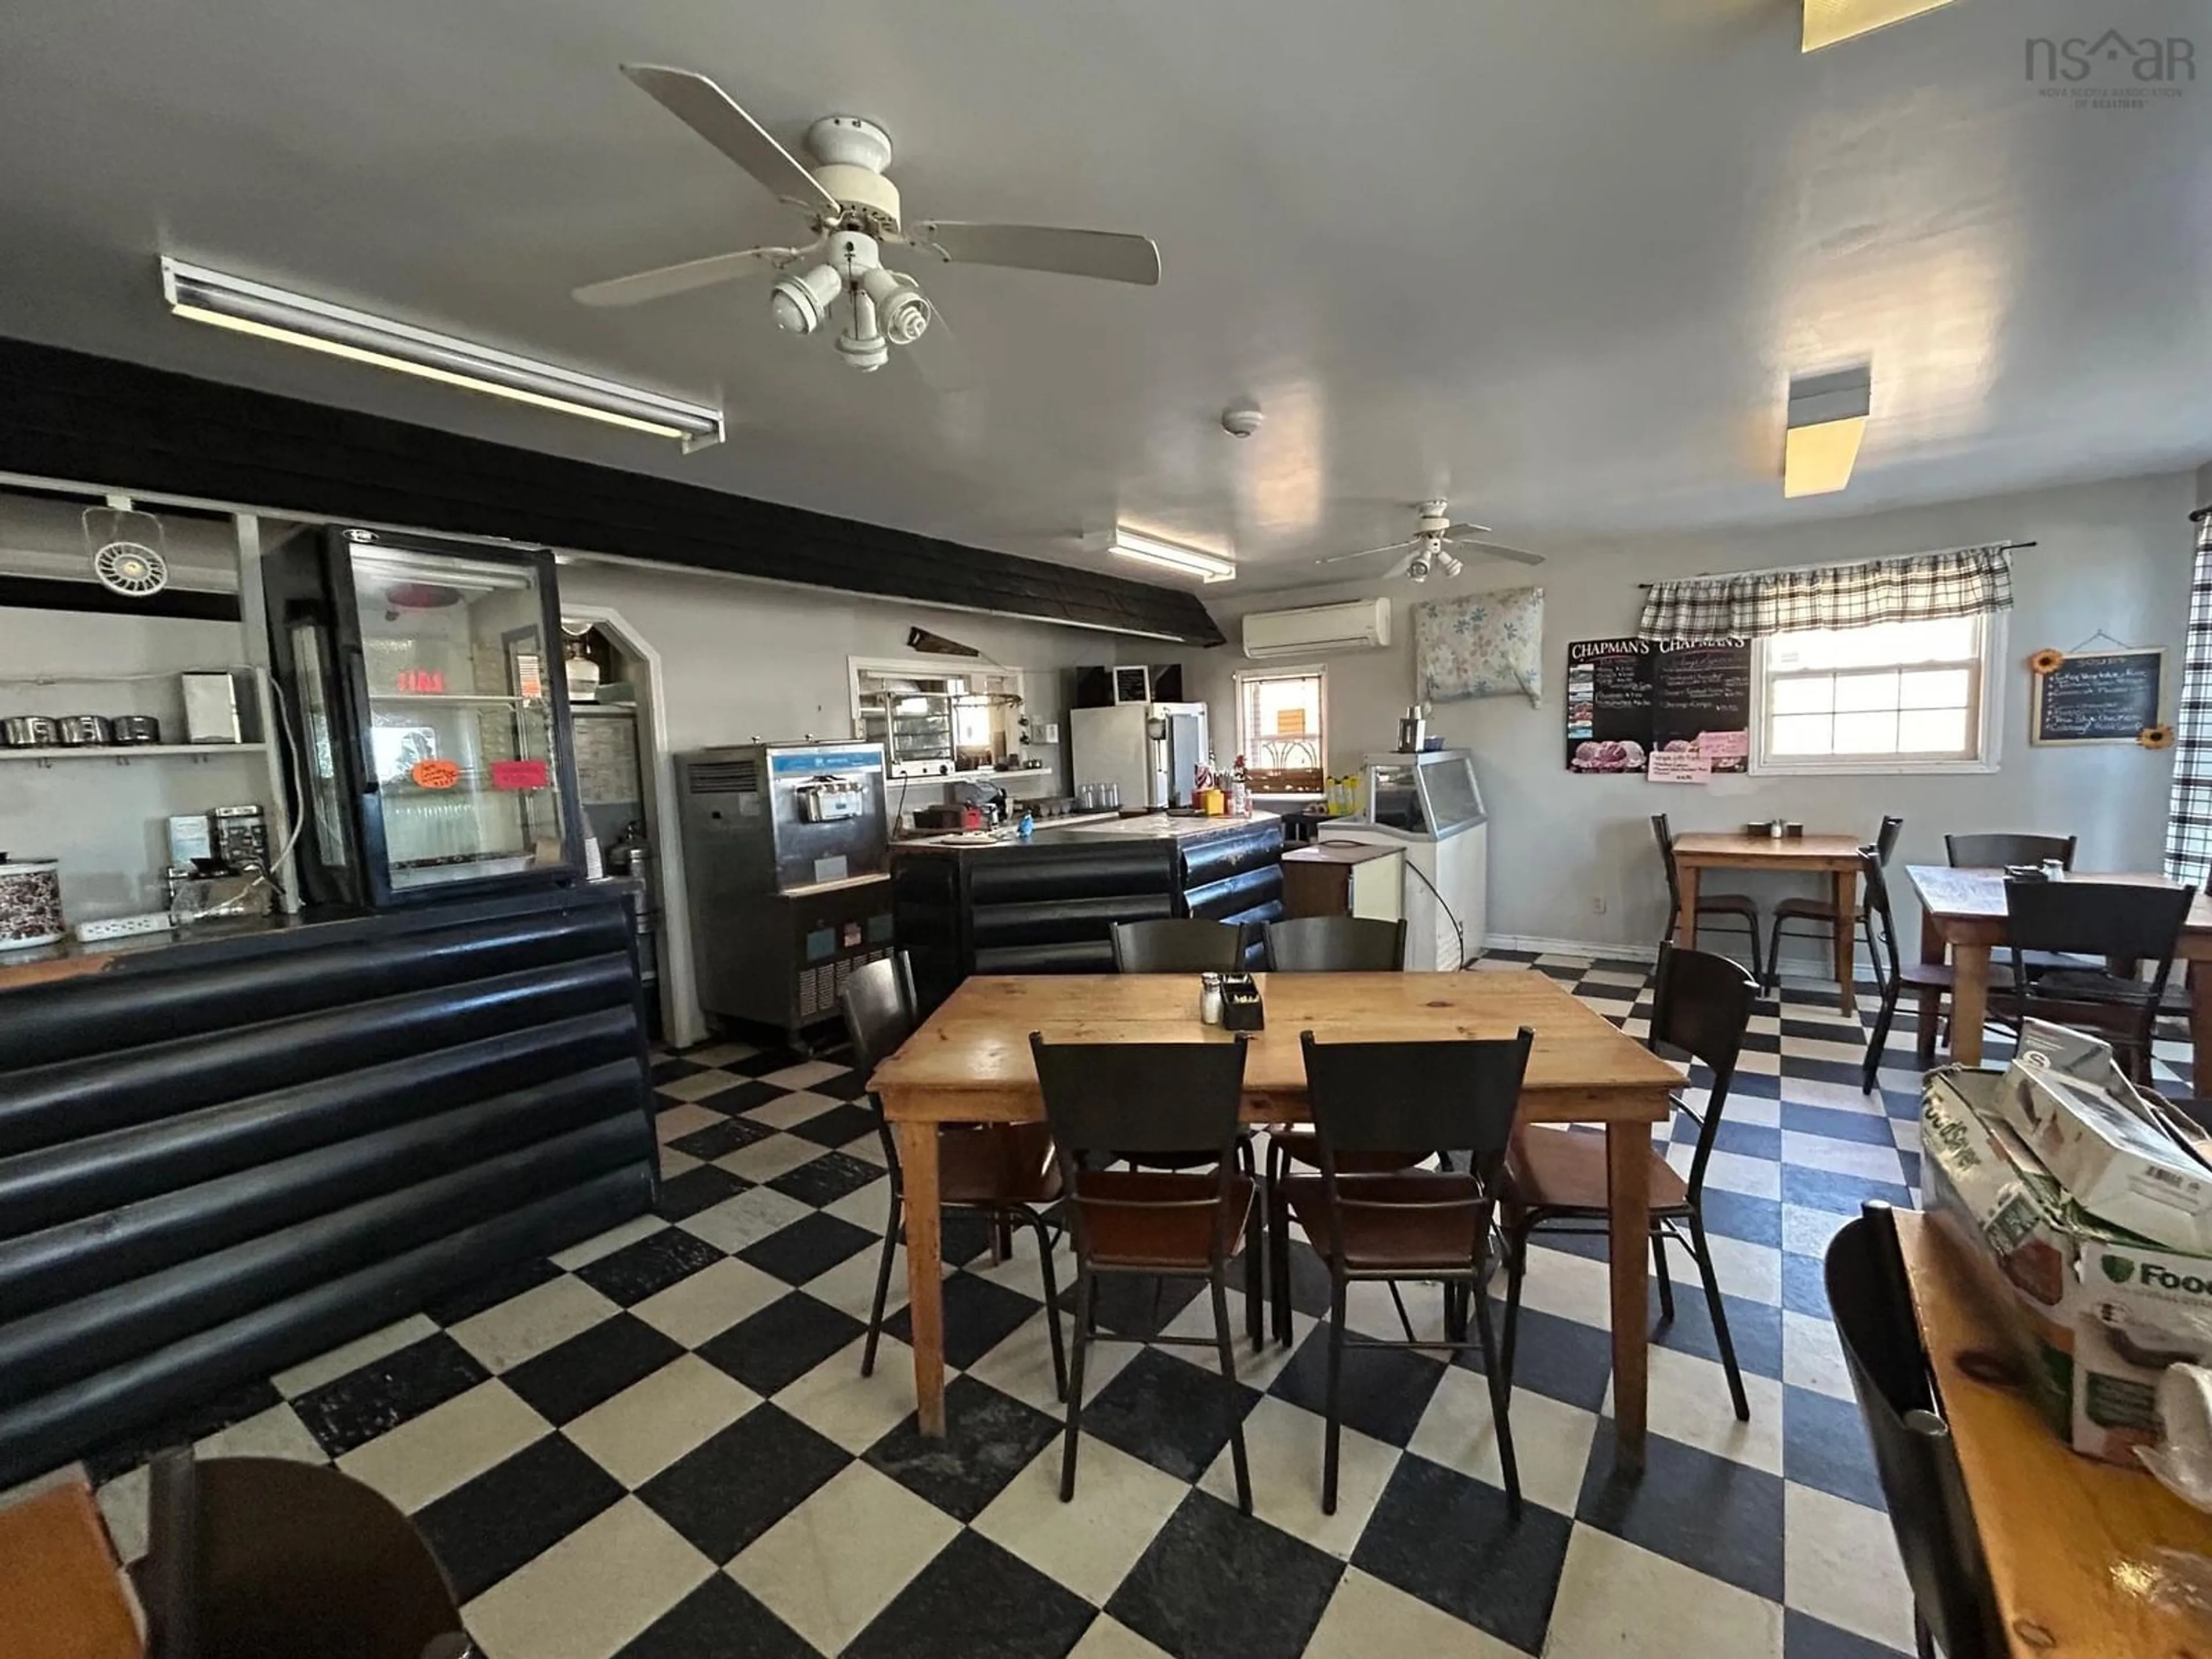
<box><xmin>0</xmin><ymin>743</ymin><xmax>266</xmax><ymax>763</ymax></box>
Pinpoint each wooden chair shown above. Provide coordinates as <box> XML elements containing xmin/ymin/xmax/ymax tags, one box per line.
<box><xmin>2000</xmin><ymin>879</ymin><xmax>2192</xmax><ymax>1082</ymax></box>
<box><xmin>840</xmin><ymin>953</ymin><xmax>1066</xmax><ymax>1396</ymax></box>
<box><xmin>1824</xmin><ymin>1205</ymin><xmax>2005</xmax><ymax>1659</ymax></box>
<box><xmin>1029</xmin><ymin>1033</ymin><xmax>1259</xmax><ymax>1511</ymax></box>
<box><xmin>1262</xmin><ymin>916</ymin><xmax>1408</xmax><ymax>973</ymax></box>
<box><xmin>1652</xmin><ymin>813</ymin><xmax>1763</xmax><ymax>983</ymax></box>
<box><xmin>1859</xmin><ymin>851</ymin><xmax>2012</xmax><ymax>1093</ymax></box>
<box><xmin>0</xmin><ymin>1478</ymin><xmax>141</xmax><ymax>1659</ymax></box>
<box><xmin>1109</xmin><ymin>918</ymin><xmax>1249</xmax><ymax>974</ymax></box>
<box><xmin>1285</xmin><ymin>1028</ymin><xmax>1533</xmax><ymax>1516</ymax></box>
<box><xmin>1503</xmin><ymin>944</ymin><xmax>1756</xmax><ymax>1421</ymax></box>
<box><xmin>1764</xmin><ymin>814</ymin><xmax>1903</xmax><ymax>991</ymax></box>
<box><xmin>139</xmin><ymin>1449</ymin><xmax>469</xmax><ymax>1659</ymax></box>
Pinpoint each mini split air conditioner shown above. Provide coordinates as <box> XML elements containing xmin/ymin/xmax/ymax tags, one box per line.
<box><xmin>1241</xmin><ymin>597</ymin><xmax>1392</xmax><ymax>661</ymax></box>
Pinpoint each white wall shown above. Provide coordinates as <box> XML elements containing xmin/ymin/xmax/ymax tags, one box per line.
<box><xmin>1171</xmin><ymin>471</ymin><xmax>2200</xmax><ymax>957</ymax></box>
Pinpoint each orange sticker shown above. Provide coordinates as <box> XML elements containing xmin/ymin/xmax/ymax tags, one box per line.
<box><xmin>410</xmin><ymin>757</ymin><xmax>461</xmax><ymax>790</ymax></box>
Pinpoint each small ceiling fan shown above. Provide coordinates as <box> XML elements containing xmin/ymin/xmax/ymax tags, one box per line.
<box><xmin>1315</xmin><ymin>501</ymin><xmax>1543</xmax><ymax>584</ymax></box>
<box><xmin>573</xmin><ymin>65</ymin><xmax>1161</xmax><ymax>384</ymax></box>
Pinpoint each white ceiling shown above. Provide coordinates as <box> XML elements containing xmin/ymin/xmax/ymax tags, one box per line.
<box><xmin>1</xmin><ymin>0</ymin><xmax>2207</xmax><ymax>596</ymax></box>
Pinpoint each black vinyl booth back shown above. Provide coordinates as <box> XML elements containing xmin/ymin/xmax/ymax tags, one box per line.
<box><xmin>0</xmin><ymin>891</ymin><xmax>656</xmax><ymax>1488</ymax></box>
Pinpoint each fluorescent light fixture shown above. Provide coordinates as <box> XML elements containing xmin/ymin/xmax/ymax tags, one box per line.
<box><xmin>1109</xmin><ymin>529</ymin><xmax>1237</xmax><ymax>584</ymax></box>
<box><xmin>1802</xmin><ymin>0</ymin><xmax>1953</xmax><ymax>52</ymax></box>
<box><xmin>1783</xmin><ymin>366</ymin><xmax>1872</xmax><ymax>498</ymax></box>
<box><xmin>160</xmin><ymin>256</ymin><xmax>725</xmax><ymax>451</ymax></box>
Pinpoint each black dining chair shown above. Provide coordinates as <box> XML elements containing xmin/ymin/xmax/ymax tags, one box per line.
<box><xmin>841</xmin><ymin>953</ymin><xmax>1067</xmax><ymax>1395</ymax></box>
<box><xmin>1263</xmin><ymin>915</ymin><xmax>1408</xmax><ymax>973</ymax></box>
<box><xmin>2000</xmin><ymin>879</ymin><xmax>2194</xmax><ymax>1082</ymax></box>
<box><xmin>1858</xmin><ymin>851</ymin><xmax>2012</xmax><ymax>1093</ymax></box>
<box><xmin>1029</xmin><ymin>1033</ymin><xmax>1259</xmax><ymax>1511</ymax></box>
<box><xmin>1286</xmin><ymin>1028</ymin><xmax>1533</xmax><ymax>1516</ymax></box>
<box><xmin>139</xmin><ymin>1449</ymin><xmax>472</xmax><ymax>1659</ymax></box>
<box><xmin>1502</xmin><ymin>944</ymin><xmax>1756</xmax><ymax>1421</ymax></box>
<box><xmin>1945</xmin><ymin>832</ymin><xmax>2075</xmax><ymax>872</ymax></box>
<box><xmin>1764</xmin><ymin>814</ymin><xmax>1903</xmax><ymax>992</ymax></box>
<box><xmin>1110</xmin><ymin>918</ymin><xmax>1249</xmax><ymax>974</ymax></box>
<box><xmin>1824</xmin><ymin>1205</ymin><xmax>2006</xmax><ymax>1659</ymax></box>
<box><xmin>1652</xmin><ymin>813</ymin><xmax>1763</xmax><ymax>983</ymax></box>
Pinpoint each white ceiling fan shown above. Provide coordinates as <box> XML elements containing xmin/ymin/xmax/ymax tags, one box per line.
<box><xmin>1315</xmin><ymin>501</ymin><xmax>1543</xmax><ymax>584</ymax></box>
<box><xmin>573</xmin><ymin>65</ymin><xmax>1161</xmax><ymax>385</ymax></box>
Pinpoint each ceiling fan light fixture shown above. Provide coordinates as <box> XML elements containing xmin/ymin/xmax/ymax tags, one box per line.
<box><xmin>1801</xmin><ymin>0</ymin><xmax>1953</xmax><ymax>51</ymax></box>
<box><xmin>161</xmin><ymin>256</ymin><xmax>725</xmax><ymax>450</ymax></box>
<box><xmin>859</xmin><ymin>266</ymin><xmax>931</xmax><ymax>344</ymax></box>
<box><xmin>1109</xmin><ymin>529</ymin><xmax>1237</xmax><ymax>584</ymax></box>
<box><xmin>1783</xmin><ymin>366</ymin><xmax>1872</xmax><ymax>497</ymax></box>
<box><xmin>769</xmin><ymin>263</ymin><xmax>842</xmax><ymax>335</ymax></box>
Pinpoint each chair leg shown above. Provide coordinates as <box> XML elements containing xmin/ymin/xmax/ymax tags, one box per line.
<box><xmin>1268</xmin><ymin>1147</ymin><xmax>1294</xmax><ymax>1347</ymax></box>
<box><xmin>1499</xmin><ymin>1225</ymin><xmax>1531</xmax><ymax>1386</ymax></box>
<box><xmin>1028</xmin><ymin>1210</ymin><xmax>1069</xmax><ymax>1402</ymax></box>
<box><xmin>1745</xmin><ymin>916</ymin><xmax>1764</xmax><ymax>990</ymax></box>
<box><xmin>862</xmin><ymin>1187</ymin><xmax>902</xmax><ymax>1378</ymax></box>
<box><xmin>1913</xmin><ymin>1608</ymin><xmax>1936</xmax><ymax>1659</ymax></box>
<box><xmin>1209</xmin><ymin>1263</ymin><xmax>1253</xmax><ymax>1515</ymax></box>
<box><xmin>1763</xmin><ymin>915</ymin><xmax>1785</xmax><ymax>992</ymax></box>
<box><xmin>1915</xmin><ymin>990</ymin><xmax>1941</xmax><ymax>1067</ymax></box>
<box><xmin>1688</xmin><ymin>1210</ymin><xmax>1750</xmax><ymax>1421</ymax></box>
<box><xmin>1322</xmin><ymin>1277</ymin><xmax>1348</xmax><ymax>1514</ymax></box>
<box><xmin>1387</xmin><ymin>1281</ymin><xmax>1419</xmax><ymax>1344</ymax></box>
<box><xmin>1651</xmin><ymin>1230</ymin><xmax>1675</xmax><ymax>1323</ymax></box>
<box><xmin>1472</xmin><ymin>1283</ymin><xmax>1524</xmax><ymax>1518</ymax></box>
<box><xmin>1243</xmin><ymin>1194</ymin><xmax>1264</xmax><ymax>1352</ymax></box>
<box><xmin>1863</xmin><ymin>986</ymin><xmax>1901</xmax><ymax>1094</ymax></box>
<box><xmin>1060</xmin><ymin>1268</ymin><xmax>1093</xmax><ymax>1502</ymax></box>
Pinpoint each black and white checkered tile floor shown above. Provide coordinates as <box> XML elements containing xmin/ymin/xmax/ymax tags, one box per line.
<box><xmin>24</xmin><ymin>950</ymin><xmax>2185</xmax><ymax>1658</ymax></box>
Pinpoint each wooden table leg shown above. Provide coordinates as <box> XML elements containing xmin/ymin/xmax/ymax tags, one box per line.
<box><xmin>2192</xmin><ymin>959</ymin><xmax>2212</xmax><ymax>1092</ymax></box>
<box><xmin>1917</xmin><ymin>911</ymin><xmax>1946</xmax><ymax>1063</ymax></box>
<box><xmin>1950</xmin><ymin>943</ymin><xmax>1990</xmax><ymax>1068</ymax></box>
<box><xmin>1675</xmin><ymin>865</ymin><xmax>1700</xmax><ymax>951</ymax></box>
<box><xmin>1606</xmin><ymin>1119</ymin><xmax>1653</xmax><ymax>1474</ymax></box>
<box><xmin>895</xmin><ymin>1120</ymin><xmax>946</xmax><ymax>1438</ymax></box>
<box><xmin>1832</xmin><ymin>868</ymin><xmax>1858</xmax><ymax>1016</ymax></box>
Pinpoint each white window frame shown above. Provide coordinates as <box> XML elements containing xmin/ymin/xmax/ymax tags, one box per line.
<box><xmin>1232</xmin><ymin>663</ymin><xmax>1328</xmax><ymax>798</ymax></box>
<box><xmin>1749</xmin><ymin>611</ymin><xmax>2006</xmax><ymax>777</ymax></box>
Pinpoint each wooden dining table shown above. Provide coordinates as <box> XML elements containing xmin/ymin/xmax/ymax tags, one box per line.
<box><xmin>868</xmin><ymin>969</ymin><xmax>1685</xmax><ymax>1470</ymax></box>
<box><xmin>1671</xmin><ymin>831</ymin><xmax>1865</xmax><ymax>1013</ymax></box>
<box><xmin>1905</xmin><ymin>866</ymin><xmax>2212</xmax><ymax>1077</ymax></box>
<box><xmin>1895</xmin><ymin>1210</ymin><xmax>2212</xmax><ymax>1656</ymax></box>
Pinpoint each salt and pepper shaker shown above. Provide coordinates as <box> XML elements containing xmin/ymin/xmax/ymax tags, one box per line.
<box><xmin>1199</xmin><ymin>972</ymin><xmax>1224</xmax><ymax>1026</ymax></box>
<box><xmin>2041</xmin><ymin>858</ymin><xmax>2066</xmax><ymax>882</ymax></box>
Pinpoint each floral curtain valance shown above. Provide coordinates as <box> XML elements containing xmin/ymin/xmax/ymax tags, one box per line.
<box><xmin>1412</xmin><ymin>586</ymin><xmax>1543</xmax><ymax>705</ymax></box>
<box><xmin>1635</xmin><ymin>544</ymin><xmax>2014</xmax><ymax>639</ymax></box>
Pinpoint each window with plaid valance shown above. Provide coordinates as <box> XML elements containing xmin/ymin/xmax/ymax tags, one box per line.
<box><xmin>1635</xmin><ymin>544</ymin><xmax>2015</xmax><ymax>639</ymax></box>
<box><xmin>2165</xmin><ymin>513</ymin><xmax>2212</xmax><ymax>885</ymax></box>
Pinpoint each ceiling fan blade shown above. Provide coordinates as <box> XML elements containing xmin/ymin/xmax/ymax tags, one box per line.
<box><xmin>1448</xmin><ymin>537</ymin><xmax>1546</xmax><ymax>566</ymax></box>
<box><xmin>901</xmin><ymin>300</ymin><xmax>977</xmax><ymax>393</ymax></box>
<box><xmin>621</xmin><ymin>64</ymin><xmax>839</xmax><ymax>214</ymax></box>
<box><xmin>1315</xmin><ymin>538</ymin><xmax>1414</xmax><ymax>566</ymax></box>
<box><xmin>907</xmin><ymin>222</ymin><xmax>1161</xmax><ymax>286</ymax></box>
<box><xmin>573</xmin><ymin>246</ymin><xmax>800</xmax><ymax>307</ymax></box>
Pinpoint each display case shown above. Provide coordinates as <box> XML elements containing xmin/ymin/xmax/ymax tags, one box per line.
<box><xmin>264</xmin><ymin>525</ymin><xmax>585</xmax><ymax>909</ymax></box>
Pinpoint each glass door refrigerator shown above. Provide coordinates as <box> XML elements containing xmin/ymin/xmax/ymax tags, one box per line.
<box><xmin>264</xmin><ymin>525</ymin><xmax>585</xmax><ymax>909</ymax></box>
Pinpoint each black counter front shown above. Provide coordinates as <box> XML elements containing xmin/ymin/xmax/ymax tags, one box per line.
<box><xmin>0</xmin><ymin>887</ymin><xmax>656</xmax><ymax>1488</ymax></box>
<box><xmin>891</xmin><ymin>812</ymin><xmax>1285</xmax><ymax>1009</ymax></box>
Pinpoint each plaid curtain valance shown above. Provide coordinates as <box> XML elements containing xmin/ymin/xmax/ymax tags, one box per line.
<box><xmin>2165</xmin><ymin>514</ymin><xmax>2212</xmax><ymax>885</ymax></box>
<box><xmin>1636</xmin><ymin>544</ymin><xmax>2014</xmax><ymax>639</ymax></box>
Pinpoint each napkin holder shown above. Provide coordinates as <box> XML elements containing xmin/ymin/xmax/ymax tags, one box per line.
<box><xmin>1219</xmin><ymin>974</ymin><xmax>1266</xmax><ymax>1032</ymax></box>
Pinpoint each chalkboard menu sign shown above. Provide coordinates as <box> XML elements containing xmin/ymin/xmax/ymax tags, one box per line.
<box><xmin>1566</xmin><ymin>637</ymin><xmax>1751</xmax><ymax>777</ymax></box>
<box><xmin>2030</xmin><ymin>647</ymin><xmax>2165</xmax><ymax>746</ymax></box>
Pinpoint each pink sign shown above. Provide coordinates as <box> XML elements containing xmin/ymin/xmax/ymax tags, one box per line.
<box><xmin>490</xmin><ymin>759</ymin><xmax>550</xmax><ymax>791</ymax></box>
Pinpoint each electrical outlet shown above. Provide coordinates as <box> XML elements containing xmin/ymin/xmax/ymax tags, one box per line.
<box><xmin>1589</xmin><ymin>896</ymin><xmax>1608</xmax><ymax>915</ymax></box>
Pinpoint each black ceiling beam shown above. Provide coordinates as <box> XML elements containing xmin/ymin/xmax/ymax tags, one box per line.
<box><xmin>0</xmin><ymin>335</ymin><xmax>1225</xmax><ymax>646</ymax></box>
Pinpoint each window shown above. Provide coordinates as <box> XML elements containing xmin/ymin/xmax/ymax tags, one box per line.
<box><xmin>1235</xmin><ymin>667</ymin><xmax>1326</xmax><ymax>794</ymax></box>
<box><xmin>1754</xmin><ymin>614</ymin><xmax>2001</xmax><ymax>772</ymax></box>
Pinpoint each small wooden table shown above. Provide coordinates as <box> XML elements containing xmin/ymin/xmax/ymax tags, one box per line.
<box><xmin>1895</xmin><ymin>1210</ymin><xmax>2212</xmax><ymax>1656</ymax></box>
<box><xmin>869</xmin><ymin>970</ymin><xmax>1683</xmax><ymax>1469</ymax></box>
<box><xmin>1904</xmin><ymin>866</ymin><xmax>2212</xmax><ymax>1077</ymax></box>
<box><xmin>1671</xmin><ymin>832</ymin><xmax>1865</xmax><ymax>1013</ymax></box>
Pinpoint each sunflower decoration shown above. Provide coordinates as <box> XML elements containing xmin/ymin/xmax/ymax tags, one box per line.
<box><xmin>2141</xmin><ymin>725</ymin><xmax>2176</xmax><ymax>751</ymax></box>
<box><xmin>2028</xmin><ymin>648</ymin><xmax>2065</xmax><ymax>676</ymax></box>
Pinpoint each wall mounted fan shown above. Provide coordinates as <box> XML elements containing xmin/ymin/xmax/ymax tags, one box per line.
<box><xmin>82</xmin><ymin>497</ymin><xmax>169</xmax><ymax>598</ymax></box>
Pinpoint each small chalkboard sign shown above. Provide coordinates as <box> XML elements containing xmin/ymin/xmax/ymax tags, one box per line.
<box><xmin>2029</xmin><ymin>647</ymin><xmax>2165</xmax><ymax>746</ymax></box>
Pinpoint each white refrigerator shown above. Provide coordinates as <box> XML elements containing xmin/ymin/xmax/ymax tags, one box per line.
<box><xmin>1070</xmin><ymin>703</ymin><xmax>1210</xmax><ymax>810</ymax></box>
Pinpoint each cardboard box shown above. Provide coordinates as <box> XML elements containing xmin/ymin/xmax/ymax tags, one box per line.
<box><xmin>1992</xmin><ymin>1020</ymin><xmax>2212</xmax><ymax>1253</ymax></box>
<box><xmin>1922</xmin><ymin>1065</ymin><xmax>2212</xmax><ymax>1464</ymax></box>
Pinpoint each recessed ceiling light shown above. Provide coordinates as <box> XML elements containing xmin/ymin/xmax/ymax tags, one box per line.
<box><xmin>1802</xmin><ymin>0</ymin><xmax>1954</xmax><ymax>52</ymax></box>
<box><xmin>1783</xmin><ymin>367</ymin><xmax>1872</xmax><ymax>498</ymax></box>
<box><xmin>160</xmin><ymin>256</ymin><xmax>726</xmax><ymax>450</ymax></box>
<box><xmin>1108</xmin><ymin>529</ymin><xmax>1237</xmax><ymax>584</ymax></box>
